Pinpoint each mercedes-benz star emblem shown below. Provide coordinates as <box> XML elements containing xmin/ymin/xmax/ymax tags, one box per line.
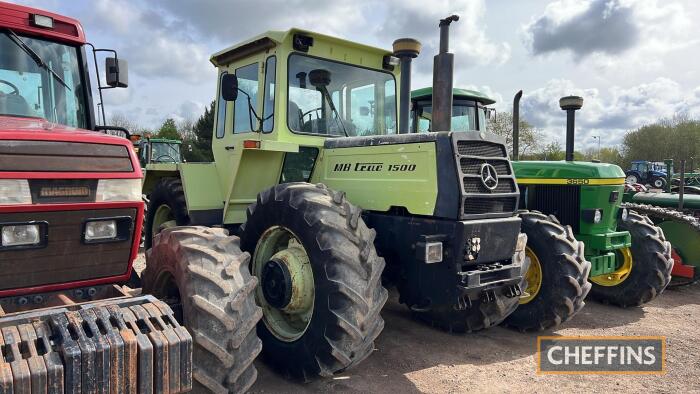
<box><xmin>480</xmin><ymin>163</ymin><xmax>499</xmax><ymax>191</ymax></box>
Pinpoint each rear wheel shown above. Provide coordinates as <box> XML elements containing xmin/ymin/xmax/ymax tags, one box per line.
<box><xmin>143</xmin><ymin>226</ymin><xmax>262</xmax><ymax>393</ymax></box>
<box><xmin>625</xmin><ymin>174</ymin><xmax>639</xmax><ymax>184</ymax></box>
<box><xmin>502</xmin><ymin>212</ymin><xmax>591</xmax><ymax>331</ymax></box>
<box><xmin>145</xmin><ymin>177</ymin><xmax>189</xmax><ymax>249</ymax></box>
<box><xmin>652</xmin><ymin>177</ymin><xmax>666</xmax><ymax>189</ymax></box>
<box><xmin>589</xmin><ymin>210</ymin><xmax>673</xmax><ymax>307</ymax></box>
<box><xmin>240</xmin><ymin>183</ymin><xmax>387</xmax><ymax>379</ymax></box>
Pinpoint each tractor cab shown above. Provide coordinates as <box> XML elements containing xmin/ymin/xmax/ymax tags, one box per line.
<box><xmin>139</xmin><ymin>137</ymin><xmax>183</xmax><ymax>167</ymax></box>
<box><xmin>410</xmin><ymin>87</ymin><xmax>493</xmax><ymax>133</ymax></box>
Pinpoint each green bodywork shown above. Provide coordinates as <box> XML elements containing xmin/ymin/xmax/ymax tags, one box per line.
<box><xmin>143</xmin><ymin>28</ymin><xmax>439</xmax><ymax>224</ymax></box>
<box><xmin>411</xmin><ymin>87</ymin><xmax>632</xmax><ymax>277</ymax></box>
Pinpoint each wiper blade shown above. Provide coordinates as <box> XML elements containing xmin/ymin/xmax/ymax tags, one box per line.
<box><xmin>3</xmin><ymin>29</ymin><xmax>70</xmax><ymax>91</ymax></box>
<box><xmin>319</xmin><ymin>87</ymin><xmax>348</xmax><ymax>137</ymax></box>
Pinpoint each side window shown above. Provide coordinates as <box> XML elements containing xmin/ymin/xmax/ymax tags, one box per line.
<box><xmin>215</xmin><ymin>72</ymin><xmax>227</xmax><ymax>138</ymax></box>
<box><xmin>350</xmin><ymin>84</ymin><xmax>375</xmax><ymax>136</ymax></box>
<box><xmin>384</xmin><ymin>79</ymin><xmax>397</xmax><ymax>134</ymax></box>
<box><xmin>262</xmin><ymin>56</ymin><xmax>276</xmax><ymax>132</ymax></box>
<box><xmin>279</xmin><ymin>147</ymin><xmax>320</xmax><ymax>183</ymax></box>
<box><xmin>234</xmin><ymin>63</ymin><xmax>260</xmax><ymax>133</ymax></box>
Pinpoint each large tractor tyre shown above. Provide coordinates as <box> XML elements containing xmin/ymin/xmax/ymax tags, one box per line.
<box><xmin>625</xmin><ymin>172</ymin><xmax>640</xmax><ymax>184</ymax></box>
<box><xmin>589</xmin><ymin>210</ymin><xmax>674</xmax><ymax>307</ymax></box>
<box><xmin>143</xmin><ymin>227</ymin><xmax>262</xmax><ymax>393</ymax></box>
<box><xmin>145</xmin><ymin>177</ymin><xmax>190</xmax><ymax>249</ymax></box>
<box><xmin>502</xmin><ymin>211</ymin><xmax>592</xmax><ymax>331</ymax></box>
<box><xmin>239</xmin><ymin>182</ymin><xmax>387</xmax><ymax>379</ymax></box>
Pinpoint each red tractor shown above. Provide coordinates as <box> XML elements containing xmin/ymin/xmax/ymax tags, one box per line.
<box><xmin>0</xmin><ymin>2</ymin><xmax>260</xmax><ymax>392</ymax></box>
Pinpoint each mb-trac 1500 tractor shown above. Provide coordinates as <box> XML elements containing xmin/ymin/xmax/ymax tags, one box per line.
<box><xmin>411</xmin><ymin>87</ymin><xmax>673</xmax><ymax>330</ymax></box>
<box><xmin>0</xmin><ymin>2</ymin><xmax>262</xmax><ymax>393</ymax></box>
<box><xmin>143</xmin><ymin>17</ymin><xmax>529</xmax><ymax>380</ymax></box>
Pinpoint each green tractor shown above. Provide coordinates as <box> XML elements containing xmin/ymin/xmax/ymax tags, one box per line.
<box><xmin>139</xmin><ymin>17</ymin><xmax>554</xmax><ymax>381</ymax></box>
<box><xmin>410</xmin><ymin>87</ymin><xmax>674</xmax><ymax>329</ymax></box>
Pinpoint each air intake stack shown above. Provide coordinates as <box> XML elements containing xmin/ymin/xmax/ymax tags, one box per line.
<box><xmin>559</xmin><ymin>95</ymin><xmax>583</xmax><ymax>162</ymax></box>
<box><xmin>431</xmin><ymin>14</ymin><xmax>459</xmax><ymax>132</ymax></box>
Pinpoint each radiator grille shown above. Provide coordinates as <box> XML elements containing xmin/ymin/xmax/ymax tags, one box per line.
<box><xmin>0</xmin><ymin>140</ymin><xmax>133</xmax><ymax>172</ymax></box>
<box><xmin>528</xmin><ymin>185</ymin><xmax>581</xmax><ymax>232</ymax></box>
<box><xmin>455</xmin><ymin>138</ymin><xmax>518</xmax><ymax>217</ymax></box>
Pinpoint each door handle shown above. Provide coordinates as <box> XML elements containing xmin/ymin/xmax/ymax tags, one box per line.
<box><xmin>225</xmin><ymin>146</ymin><xmax>235</xmax><ymax>151</ymax></box>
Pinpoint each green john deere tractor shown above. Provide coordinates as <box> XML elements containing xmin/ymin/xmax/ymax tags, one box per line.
<box><xmin>410</xmin><ymin>87</ymin><xmax>674</xmax><ymax>330</ymax></box>
<box><xmin>140</xmin><ymin>17</ymin><xmax>544</xmax><ymax>381</ymax></box>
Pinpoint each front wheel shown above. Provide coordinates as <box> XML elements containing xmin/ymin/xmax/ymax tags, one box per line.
<box><xmin>144</xmin><ymin>178</ymin><xmax>189</xmax><ymax>249</ymax></box>
<box><xmin>240</xmin><ymin>183</ymin><xmax>387</xmax><ymax>379</ymax></box>
<box><xmin>502</xmin><ymin>212</ymin><xmax>591</xmax><ymax>331</ymax></box>
<box><xmin>652</xmin><ymin>177</ymin><xmax>667</xmax><ymax>189</ymax></box>
<box><xmin>143</xmin><ymin>226</ymin><xmax>262</xmax><ymax>393</ymax></box>
<box><xmin>588</xmin><ymin>210</ymin><xmax>673</xmax><ymax>307</ymax></box>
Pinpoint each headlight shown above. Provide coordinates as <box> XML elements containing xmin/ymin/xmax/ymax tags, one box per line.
<box><xmin>515</xmin><ymin>233</ymin><xmax>528</xmax><ymax>252</ymax></box>
<box><xmin>2</xmin><ymin>224</ymin><xmax>40</xmax><ymax>247</ymax></box>
<box><xmin>593</xmin><ymin>209</ymin><xmax>602</xmax><ymax>224</ymax></box>
<box><xmin>425</xmin><ymin>242</ymin><xmax>443</xmax><ymax>264</ymax></box>
<box><xmin>96</xmin><ymin>179</ymin><xmax>141</xmax><ymax>202</ymax></box>
<box><xmin>620</xmin><ymin>208</ymin><xmax>628</xmax><ymax>221</ymax></box>
<box><xmin>85</xmin><ymin>220</ymin><xmax>117</xmax><ymax>241</ymax></box>
<box><xmin>0</xmin><ymin>180</ymin><xmax>32</xmax><ymax>205</ymax></box>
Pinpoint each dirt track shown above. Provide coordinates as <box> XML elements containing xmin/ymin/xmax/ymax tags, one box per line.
<box><xmin>251</xmin><ymin>283</ymin><xmax>700</xmax><ymax>393</ymax></box>
<box><xmin>134</xmin><ymin>254</ymin><xmax>700</xmax><ymax>393</ymax></box>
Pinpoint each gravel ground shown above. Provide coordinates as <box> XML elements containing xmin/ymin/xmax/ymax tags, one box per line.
<box><xmin>134</xmin><ymin>253</ymin><xmax>700</xmax><ymax>393</ymax></box>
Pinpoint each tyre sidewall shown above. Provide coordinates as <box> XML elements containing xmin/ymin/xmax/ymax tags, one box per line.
<box><xmin>145</xmin><ymin>178</ymin><xmax>189</xmax><ymax>249</ymax></box>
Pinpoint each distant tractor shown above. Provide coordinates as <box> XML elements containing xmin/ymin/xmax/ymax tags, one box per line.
<box><xmin>143</xmin><ymin>18</ymin><xmax>537</xmax><ymax>379</ymax></box>
<box><xmin>0</xmin><ymin>2</ymin><xmax>261</xmax><ymax>392</ymax></box>
<box><xmin>626</xmin><ymin>160</ymin><xmax>668</xmax><ymax>189</ymax></box>
<box><xmin>411</xmin><ymin>87</ymin><xmax>674</xmax><ymax>330</ymax></box>
<box><xmin>138</xmin><ymin>137</ymin><xmax>183</xmax><ymax>167</ymax></box>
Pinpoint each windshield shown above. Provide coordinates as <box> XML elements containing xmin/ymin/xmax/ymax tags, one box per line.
<box><xmin>413</xmin><ymin>103</ymin><xmax>488</xmax><ymax>132</ymax></box>
<box><xmin>0</xmin><ymin>32</ymin><xmax>87</xmax><ymax>128</ymax></box>
<box><xmin>151</xmin><ymin>142</ymin><xmax>182</xmax><ymax>163</ymax></box>
<box><xmin>287</xmin><ymin>54</ymin><xmax>396</xmax><ymax>136</ymax></box>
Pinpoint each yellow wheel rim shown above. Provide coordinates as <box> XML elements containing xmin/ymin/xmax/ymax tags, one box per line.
<box><xmin>520</xmin><ymin>247</ymin><xmax>542</xmax><ymax>304</ymax></box>
<box><xmin>590</xmin><ymin>247</ymin><xmax>633</xmax><ymax>286</ymax></box>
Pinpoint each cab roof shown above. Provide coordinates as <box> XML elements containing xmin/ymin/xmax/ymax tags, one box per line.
<box><xmin>0</xmin><ymin>1</ymin><xmax>86</xmax><ymax>44</ymax></box>
<box><xmin>411</xmin><ymin>87</ymin><xmax>496</xmax><ymax>105</ymax></box>
<box><xmin>210</xmin><ymin>28</ymin><xmax>393</xmax><ymax>67</ymax></box>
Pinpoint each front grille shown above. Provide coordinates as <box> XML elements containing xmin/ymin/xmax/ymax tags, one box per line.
<box><xmin>0</xmin><ymin>140</ymin><xmax>133</xmax><ymax>172</ymax></box>
<box><xmin>463</xmin><ymin>197</ymin><xmax>518</xmax><ymax>215</ymax></box>
<box><xmin>457</xmin><ymin>141</ymin><xmax>506</xmax><ymax>157</ymax></box>
<box><xmin>455</xmin><ymin>139</ymin><xmax>518</xmax><ymax>217</ymax></box>
<box><xmin>0</xmin><ymin>208</ymin><xmax>136</xmax><ymax>291</ymax></box>
<box><xmin>528</xmin><ymin>185</ymin><xmax>581</xmax><ymax>232</ymax></box>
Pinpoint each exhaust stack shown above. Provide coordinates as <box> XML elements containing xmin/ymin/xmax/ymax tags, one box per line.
<box><xmin>431</xmin><ymin>14</ymin><xmax>459</xmax><ymax>132</ymax></box>
<box><xmin>512</xmin><ymin>90</ymin><xmax>523</xmax><ymax>161</ymax></box>
<box><xmin>559</xmin><ymin>96</ymin><xmax>583</xmax><ymax>162</ymax></box>
<box><xmin>393</xmin><ymin>39</ymin><xmax>421</xmax><ymax>134</ymax></box>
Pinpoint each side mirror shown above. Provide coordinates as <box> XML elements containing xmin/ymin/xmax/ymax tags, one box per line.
<box><xmin>221</xmin><ymin>74</ymin><xmax>239</xmax><ymax>101</ymax></box>
<box><xmin>105</xmin><ymin>57</ymin><xmax>128</xmax><ymax>88</ymax></box>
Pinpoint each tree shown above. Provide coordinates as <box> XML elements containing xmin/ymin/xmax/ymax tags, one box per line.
<box><xmin>488</xmin><ymin>111</ymin><xmax>543</xmax><ymax>157</ymax></box>
<box><xmin>621</xmin><ymin>115</ymin><xmax>700</xmax><ymax>170</ymax></box>
<box><xmin>182</xmin><ymin>101</ymin><xmax>215</xmax><ymax>162</ymax></box>
<box><xmin>156</xmin><ymin>118</ymin><xmax>180</xmax><ymax>140</ymax></box>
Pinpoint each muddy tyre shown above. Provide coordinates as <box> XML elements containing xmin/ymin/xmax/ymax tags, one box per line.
<box><xmin>589</xmin><ymin>210</ymin><xmax>674</xmax><ymax>307</ymax></box>
<box><xmin>143</xmin><ymin>226</ymin><xmax>262</xmax><ymax>393</ymax></box>
<box><xmin>502</xmin><ymin>211</ymin><xmax>591</xmax><ymax>331</ymax></box>
<box><xmin>145</xmin><ymin>177</ymin><xmax>189</xmax><ymax>249</ymax></box>
<box><xmin>240</xmin><ymin>182</ymin><xmax>387</xmax><ymax>379</ymax></box>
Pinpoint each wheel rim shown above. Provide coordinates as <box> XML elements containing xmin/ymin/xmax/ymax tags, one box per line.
<box><xmin>590</xmin><ymin>247</ymin><xmax>633</xmax><ymax>286</ymax></box>
<box><xmin>152</xmin><ymin>204</ymin><xmax>176</xmax><ymax>238</ymax></box>
<box><xmin>626</xmin><ymin>175</ymin><xmax>637</xmax><ymax>183</ymax></box>
<box><xmin>253</xmin><ymin>226</ymin><xmax>314</xmax><ymax>342</ymax></box>
<box><xmin>654</xmin><ymin>179</ymin><xmax>663</xmax><ymax>188</ymax></box>
<box><xmin>520</xmin><ymin>247</ymin><xmax>542</xmax><ymax>304</ymax></box>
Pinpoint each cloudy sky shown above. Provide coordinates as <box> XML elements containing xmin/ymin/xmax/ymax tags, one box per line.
<box><xmin>15</xmin><ymin>0</ymin><xmax>700</xmax><ymax>150</ymax></box>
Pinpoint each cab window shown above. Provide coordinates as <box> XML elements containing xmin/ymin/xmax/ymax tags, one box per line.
<box><xmin>234</xmin><ymin>63</ymin><xmax>259</xmax><ymax>133</ymax></box>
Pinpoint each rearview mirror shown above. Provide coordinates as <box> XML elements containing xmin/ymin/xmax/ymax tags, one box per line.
<box><xmin>105</xmin><ymin>57</ymin><xmax>128</xmax><ymax>88</ymax></box>
<box><xmin>221</xmin><ymin>74</ymin><xmax>239</xmax><ymax>101</ymax></box>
